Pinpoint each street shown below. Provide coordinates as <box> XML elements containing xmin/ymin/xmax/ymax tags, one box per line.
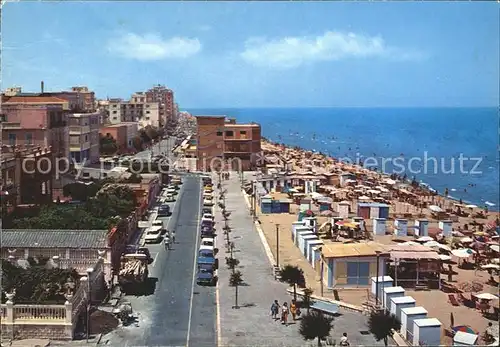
<box><xmin>101</xmin><ymin>175</ymin><xmax>217</xmax><ymax>347</ymax></box>
<box><xmin>133</xmin><ymin>137</ymin><xmax>177</xmax><ymax>160</ymax></box>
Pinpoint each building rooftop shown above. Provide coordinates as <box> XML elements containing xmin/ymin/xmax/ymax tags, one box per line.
<box><xmin>225</xmin><ymin>123</ymin><xmax>260</xmax><ymax>128</ymax></box>
<box><xmin>322</xmin><ymin>242</ymin><xmax>387</xmax><ymax>259</ymax></box>
<box><xmin>195</xmin><ymin>115</ymin><xmax>226</xmax><ymax>119</ymax></box>
<box><xmin>2</xmin><ymin>95</ymin><xmax>68</xmax><ymax>104</ymax></box>
<box><xmin>101</xmin><ymin>123</ymin><xmax>128</xmax><ymax>128</ymax></box>
<box><xmin>1</xmin><ymin>229</ymin><xmax>109</xmax><ymax>249</ymax></box>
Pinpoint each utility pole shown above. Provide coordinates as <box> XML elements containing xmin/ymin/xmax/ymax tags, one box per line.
<box><xmin>275</xmin><ymin>224</ymin><xmax>280</xmax><ymax>267</ymax></box>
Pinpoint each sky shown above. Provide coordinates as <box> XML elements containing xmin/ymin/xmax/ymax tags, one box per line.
<box><xmin>2</xmin><ymin>1</ymin><xmax>499</xmax><ymax>108</ymax></box>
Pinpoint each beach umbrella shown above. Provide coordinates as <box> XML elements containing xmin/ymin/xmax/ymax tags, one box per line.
<box><xmin>473</xmin><ymin>231</ymin><xmax>487</xmax><ymax>236</ymax></box>
<box><xmin>491</xmin><ymin>258</ymin><xmax>500</xmax><ymax>264</ymax></box>
<box><xmin>439</xmin><ymin>254</ymin><xmax>452</xmax><ymax>261</ymax></box>
<box><xmin>466</xmin><ymin>204</ymin><xmax>478</xmax><ymax>209</ymax></box>
<box><xmin>457</xmin><ymin>281</ymin><xmax>483</xmax><ymax>293</ymax></box>
<box><xmin>358</xmin><ymin>196</ymin><xmax>370</xmax><ymax>201</ymax></box>
<box><xmin>474</xmin><ymin>292</ymin><xmax>499</xmax><ymax>301</ymax></box>
<box><xmin>460</xmin><ymin>237</ymin><xmax>474</xmax><ymax>243</ymax></box>
<box><xmin>452</xmin><ymin>230</ymin><xmax>465</xmax><ymax>237</ymax></box>
<box><xmin>481</xmin><ymin>264</ymin><xmax>500</xmax><ymax>270</ymax></box>
<box><xmin>424</xmin><ymin>241</ymin><xmax>441</xmax><ymax>248</ymax></box>
<box><xmin>429</xmin><ymin>205</ymin><xmax>443</xmax><ymax>213</ymax></box>
<box><xmin>451</xmin><ymin>249</ymin><xmax>475</xmax><ymax>258</ymax></box>
<box><xmin>490</xmin><ymin>245</ymin><xmax>500</xmax><ymax>253</ymax></box>
<box><xmin>417</xmin><ymin>236</ymin><xmax>434</xmax><ymax>242</ymax></box>
<box><xmin>438</xmin><ymin>244</ymin><xmax>452</xmax><ymax>252</ymax></box>
<box><xmin>452</xmin><ymin>326</ymin><xmax>477</xmax><ymax>335</ymax></box>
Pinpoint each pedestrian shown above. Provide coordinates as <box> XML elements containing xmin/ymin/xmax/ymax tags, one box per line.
<box><xmin>164</xmin><ymin>235</ymin><xmax>171</xmax><ymax>250</ymax></box>
<box><xmin>290</xmin><ymin>300</ymin><xmax>297</xmax><ymax>321</ymax></box>
<box><xmin>270</xmin><ymin>300</ymin><xmax>279</xmax><ymax>320</ymax></box>
<box><xmin>171</xmin><ymin>230</ymin><xmax>176</xmax><ymax>243</ymax></box>
<box><xmin>339</xmin><ymin>333</ymin><xmax>350</xmax><ymax>346</ymax></box>
<box><xmin>281</xmin><ymin>302</ymin><xmax>289</xmax><ymax>326</ymax></box>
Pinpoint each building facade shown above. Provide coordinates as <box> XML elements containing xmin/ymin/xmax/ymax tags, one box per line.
<box><xmin>1</xmin><ymin>95</ymin><xmax>70</xmax><ymax>159</ymax></box>
<box><xmin>103</xmin><ymin>97</ymin><xmax>160</xmax><ymax>128</ymax></box>
<box><xmin>99</xmin><ymin>124</ymin><xmax>128</xmax><ymax>152</ymax></box>
<box><xmin>68</xmin><ymin>112</ymin><xmax>100</xmax><ymax>164</ymax></box>
<box><xmin>1</xmin><ymin>146</ymin><xmax>55</xmax><ymax>207</ymax></box>
<box><xmin>121</xmin><ymin>122</ymin><xmax>139</xmax><ymax>148</ymax></box>
<box><xmin>195</xmin><ymin>116</ymin><xmax>262</xmax><ymax>171</ymax></box>
<box><xmin>146</xmin><ymin>85</ymin><xmax>175</xmax><ymax>127</ymax></box>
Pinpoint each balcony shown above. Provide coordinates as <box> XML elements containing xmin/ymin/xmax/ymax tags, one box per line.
<box><xmin>69</xmin><ymin>125</ymin><xmax>90</xmax><ymax>134</ymax></box>
<box><xmin>70</xmin><ymin>141</ymin><xmax>91</xmax><ymax>151</ymax></box>
<box><xmin>224</xmin><ymin>136</ymin><xmax>251</xmax><ymax>141</ymax></box>
<box><xmin>1</xmin><ymin>122</ymin><xmax>22</xmax><ymax>129</ymax></box>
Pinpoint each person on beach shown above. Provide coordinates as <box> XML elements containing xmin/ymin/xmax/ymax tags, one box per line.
<box><xmin>290</xmin><ymin>300</ymin><xmax>297</xmax><ymax>321</ymax></box>
<box><xmin>281</xmin><ymin>302</ymin><xmax>289</xmax><ymax>325</ymax></box>
<box><xmin>270</xmin><ymin>300</ymin><xmax>279</xmax><ymax>320</ymax></box>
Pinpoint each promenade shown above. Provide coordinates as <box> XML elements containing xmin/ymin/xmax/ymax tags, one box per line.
<box><xmin>214</xmin><ymin>173</ymin><xmax>305</xmax><ymax>347</ymax></box>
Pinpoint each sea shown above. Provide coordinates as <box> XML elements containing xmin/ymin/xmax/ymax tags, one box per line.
<box><xmin>187</xmin><ymin>107</ymin><xmax>499</xmax><ymax>211</ymax></box>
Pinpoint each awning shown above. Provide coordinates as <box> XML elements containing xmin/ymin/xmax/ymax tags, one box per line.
<box><xmin>390</xmin><ymin>251</ymin><xmax>441</xmax><ymax>260</ymax></box>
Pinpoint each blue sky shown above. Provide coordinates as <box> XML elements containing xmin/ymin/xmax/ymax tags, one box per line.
<box><xmin>2</xmin><ymin>2</ymin><xmax>498</xmax><ymax>108</ymax></box>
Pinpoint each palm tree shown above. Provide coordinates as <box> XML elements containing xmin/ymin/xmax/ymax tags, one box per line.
<box><xmin>279</xmin><ymin>264</ymin><xmax>305</xmax><ymax>301</ymax></box>
<box><xmin>302</xmin><ymin>287</ymin><xmax>314</xmax><ymax>314</ymax></box>
<box><xmin>229</xmin><ymin>271</ymin><xmax>244</xmax><ymax>309</ymax></box>
<box><xmin>299</xmin><ymin>311</ymin><xmax>334</xmax><ymax>346</ymax></box>
<box><xmin>368</xmin><ymin>309</ymin><xmax>401</xmax><ymax>346</ymax></box>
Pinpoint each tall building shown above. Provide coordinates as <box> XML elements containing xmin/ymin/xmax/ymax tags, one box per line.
<box><xmin>1</xmin><ymin>95</ymin><xmax>70</xmax><ymax>159</ymax></box>
<box><xmin>146</xmin><ymin>85</ymin><xmax>175</xmax><ymax>127</ymax></box>
<box><xmin>103</xmin><ymin>97</ymin><xmax>160</xmax><ymax>128</ymax></box>
<box><xmin>195</xmin><ymin>116</ymin><xmax>261</xmax><ymax>171</ymax></box>
<box><xmin>68</xmin><ymin>112</ymin><xmax>100</xmax><ymax>164</ymax></box>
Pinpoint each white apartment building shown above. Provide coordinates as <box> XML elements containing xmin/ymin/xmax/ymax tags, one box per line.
<box><xmin>138</xmin><ymin>102</ymin><xmax>160</xmax><ymax>129</ymax></box>
<box><xmin>104</xmin><ymin>97</ymin><xmax>160</xmax><ymax>128</ymax></box>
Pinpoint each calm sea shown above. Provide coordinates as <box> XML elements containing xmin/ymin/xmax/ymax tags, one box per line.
<box><xmin>187</xmin><ymin>107</ymin><xmax>499</xmax><ymax>211</ymax></box>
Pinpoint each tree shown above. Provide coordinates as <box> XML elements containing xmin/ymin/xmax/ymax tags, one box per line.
<box><xmin>1</xmin><ymin>259</ymin><xmax>80</xmax><ymax>304</ymax></box>
<box><xmin>226</xmin><ymin>257</ymin><xmax>239</xmax><ymax>273</ymax></box>
<box><xmin>229</xmin><ymin>271</ymin><xmax>244</xmax><ymax>309</ymax></box>
<box><xmin>279</xmin><ymin>264</ymin><xmax>305</xmax><ymax>301</ymax></box>
<box><xmin>99</xmin><ymin>134</ymin><xmax>118</xmax><ymax>155</ymax></box>
<box><xmin>299</xmin><ymin>311</ymin><xmax>334</xmax><ymax>347</ymax></box>
<box><xmin>302</xmin><ymin>287</ymin><xmax>314</xmax><ymax>314</ymax></box>
<box><xmin>368</xmin><ymin>309</ymin><xmax>401</xmax><ymax>346</ymax></box>
<box><xmin>63</xmin><ymin>182</ymin><xmax>101</xmax><ymax>202</ymax></box>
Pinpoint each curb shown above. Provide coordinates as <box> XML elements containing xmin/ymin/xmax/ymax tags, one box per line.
<box><xmin>242</xmin><ymin>190</ymin><xmax>276</xmax><ymax>266</ymax></box>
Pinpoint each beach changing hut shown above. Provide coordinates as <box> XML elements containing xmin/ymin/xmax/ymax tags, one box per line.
<box><xmin>299</xmin><ymin>198</ymin><xmax>312</xmax><ymax>211</ymax></box>
<box><xmin>260</xmin><ymin>196</ymin><xmax>272</xmax><ymax>214</ymax></box>
<box><xmin>439</xmin><ymin>220</ymin><xmax>452</xmax><ymax>237</ymax></box>
<box><xmin>394</xmin><ymin>219</ymin><xmax>408</xmax><ymax>237</ymax></box>
<box><xmin>300</xmin><ymin>235</ymin><xmax>318</xmax><ymax>257</ymax></box>
<box><xmin>412</xmin><ymin>318</ymin><xmax>442</xmax><ymax>347</ymax></box>
<box><xmin>370</xmin><ymin>276</ymin><xmax>394</xmax><ymax>302</ymax></box>
<box><xmin>453</xmin><ymin>331</ymin><xmax>479</xmax><ymax>346</ymax></box>
<box><xmin>390</xmin><ymin>296</ymin><xmax>416</xmax><ymax>323</ymax></box>
<box><xmin>307</xmin><ymin>240</ymin><xmax>324</xmax><ymax>264</ymax></box>
<box><xmin>291</xmin><ymin>221</ymin><xmax>305</xmax><ymax>241</ymax></box>
<box><xmin>383</xmin><ymin>286</ymin><xmax>405</xmax><ymax>311</ymax></box>
<box><xmin>373</xmin><ymin>218</ymin><xmax>387</xmax><ymax>236</ymax></box>
<box><xmin>337</xmin><ymin>201</ymin><xmax>350</xmax><ymax>218</ymax></box>
<box><xmin>320</xmin><ymin>243</ymin><xmax>388</xmax><ymax>288</ymax></box>
<box><xmin>401</xmin><ymin>306</ymin><xmax>428</xmax><ymax>341</ymax></box>
<box><xmin>357</xmin><ymin>202</ymin><xmax>390</xmax><ymax>219</ymax></box>
<box><xmin>296</xmin><ymin>228</ymin><xmax>315</xmax><ymax>247</ymax></box>
<box><xmin>294</xmin><ymin>226</ymin><xmax>313</xmax><ymax>245</ymax></box>
<box><xmin>414</xmin><ymin>219</ymin><xmax>429</xmax><ymax>237</ymax></box>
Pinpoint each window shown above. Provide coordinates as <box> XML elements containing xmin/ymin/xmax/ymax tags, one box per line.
<box><xmin>8</xmin><ymin>133</ymin><xmax>16</xmax><ymax>146</ymax></box>
<box><xmin>216</xmin><ymin>131</ymin><xmax>223</xmax><ymax>136</ymax></box>
<box><xmin>346</xmin><ymin>262</ymin><xmax>370</xmax><ymax>285</ymax></box>
<box><xmin>84</xmin><ymin>135</ymin><xmax>88</xmax><ymax>142</ymax></box>
<box><xmin>112</xmin><ymin>104</ymin><xmax>117</xmax><ymax>108</ymax></box>
<box><xmin>113</xmin><ymin>117</ymin><xmax>117</xmax><ymax>120</ymax></box>
<box><xmin>146</xmin><ymin>110</ymin><xmax>150</xmax><ymax>114</ymax></box>
<box><xmin>146</xmin><ymin>117</ymin><xmax>150</xmax><ymax>120</ymax></box>
<box><xmin>240</xmin><ymin>130</ymin><xmax>247</xmax><ymax>135</ymax></box>
<box><xmin>25</xmin><ymin>133</ymin><xmax>33</xmax><ymax>144</ymax></box>
<box><xmin>225</xmin><ymin>131</ymin><xmax>234</xmax><ymax>136</ymax></box>
<box><xmin>146</xmin><ymin>104</ymin><xmax>150</xmax><ymax>108</ymax></box>
<box><xmin>112</xmin><ymin>110</ymin><xmax>117</xmax><ymax>114</ymax></box>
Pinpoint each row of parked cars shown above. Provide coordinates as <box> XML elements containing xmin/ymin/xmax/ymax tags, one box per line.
<box><xmin>144</xmin><ymin>179</ymin><xmax>181</xmax><ymax>244</ymax></box>
<box><xmin>197</xmin><ymin>178</ymin><xmax>218</xmax><ymax>286</ymax></box>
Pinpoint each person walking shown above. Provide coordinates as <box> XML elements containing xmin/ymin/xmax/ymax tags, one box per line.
<box><xmin>281</xmin><ymin>302</ymin><xmax>289</xmax><ymax>326</ymax></box>
<box><xmin>290</xmin><ymin>300</ymin><xmax>297</xmax><ymax>321</ymax></box>
<box><xmin>171</xmin><ymin>230</ymin><xmax>176</xmax><ymax>244</ymax></box>
<box><xmin>164</xmin><ymin>235</ymin><xmax>171</xmax><ymax>250</ymax></box>
<box><xmin>270</xmin><ymin>300</ymin><xmax>279</xmax><ymax>320</ymax></box>
<box><xmin>339</xmin><ymin>333</ymin><xmax>350</xmax><ymax>346</ymax></box>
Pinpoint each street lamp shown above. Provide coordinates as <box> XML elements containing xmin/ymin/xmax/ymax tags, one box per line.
<box><xmin>318</xmin><ymin>247</ymin><xmax>324</xmax><ymax>297</ymax></box>
<box><xmin>275</xmin><ymin>224</ymin><xmax>280</xmax><ymax>268</ymax></box>
<box><xmin>375</xmin><ymin>250</ymin><xmax>382</xmax><ymax>308</ymax></box>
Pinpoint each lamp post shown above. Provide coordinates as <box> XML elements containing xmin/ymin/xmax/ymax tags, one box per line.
<box><xmin>275</xmin><ymin>224</ymin><xmax>280</xmax><ymax>267</ymax></box>
<box><xmin>319</xmin><ymin>247</ymin><xmax>324</xmax><ymax>297</ymax></box>
<box><xmin>85</xmin><ymin>267</ymin><xmax>94</xmax><ymax>342</ymax></box>
<box><xmin>375</xmin><ymin>250</ymin><xmax>381</xmax><ymax>308</ymax></box>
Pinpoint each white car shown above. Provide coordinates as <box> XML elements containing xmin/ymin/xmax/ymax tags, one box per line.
<box><xmin>165</xmin><ymin>194</ymin><xmax>175</xmax><ymax>202</ymax></box>
<box><xmin>203</xmin><ymin>199</ymin><xmax>214</xmax><ymax>206</ymax></box>
<box><xmin>144</xmin><ymin>226</ymin><xmax>163</xmax><ymax>243</ymax></box>
<box><xmin>201</xmin><ymin>237</ymin><xmax>214</xmax><ymax>247</ymax></box>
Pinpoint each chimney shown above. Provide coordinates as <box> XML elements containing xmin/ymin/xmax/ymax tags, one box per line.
<box><xmin>41</xmin><ymin>81</ymin><xmax>44</xmax><ymax>93</ymax></box>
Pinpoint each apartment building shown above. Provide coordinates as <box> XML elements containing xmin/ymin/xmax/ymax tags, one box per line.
<box><xmin>1</xmin><ymin>95</ymin><xmax>70</xmax><ymax>159</ymax></box>
<box><xmin>121</xmin><ymin>122</ymin><xmax>139</xmax><ymax>148</ymax></box>
<box><xmin>68</xmin><ymin>112</ymin><xmax>100</xmax><ymax>164</ymax></box>
<box><xmin>1</xmin><ymin>146</ymin><xmax>55</xmax><ymax>208</ymax></box>
<box><xmin>195</xmin><ymin>116</ymin><xmax>262</xmax><ymax>171</ymax></box>
<box><xmin>146</xmin><ymin>85</ymin><xmax>175</xmax><ymax>126</ymax></box>
<box><xmin>104</xmin><ymin>98</ymin><xmax>160</xmax><ymax>128</ymax></box>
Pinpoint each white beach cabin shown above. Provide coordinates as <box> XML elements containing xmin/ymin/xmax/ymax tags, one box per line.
<box><xmin>439</xmin><ymin>220</ymin><xmax>452</xmax><ymax>237</ymax></box>
<box><xmin>412</xmin><ymin>318</ymin><xmax>442</xmax><ymax>347</ymax></box>
<box><xmin>291</xmin><ymin>221</ymin><xmax>305</xmax><ymax>241</ymax></box>
<box><xmin>383</xmin><ymin>286</ymin><xmax>405</xmax><ymax>311</ymax></box>
<box><xmin>414</xmin><ymin>219</ymin><xmax>429</xmax><ymax>237</ymax></box>
<box><xmin>401</xmin><ymin>306</ymin><xmax>428</xmax><ymax>341</ymax></box>
<box><xmin>394</xmin><ymin>219</ymin><xmax>408</xmax><ymax>237</ymax></box>
<box><xmin>453</xmin><ymin>331</ymin><xmax>479</xmax><ymax>346</ymax></box>
<box><xmin>307</xmin><ymin>240</ymin><xmax>324</xmax><ymax>264</ymax></box>
<box><xmin>296</xmin><ymin>229</ymin><xmax>315</xmax><ymax>247</ymax></box>
<box><xmin>373</xmin><ymin>218</ymin><xmax>387</xmax><ymax>236</ymax></box>
<box><xmin>294</xmin><ymin>226</ymin><xmax>312</xmax><ymax>244</ymax></box>
<box><xmin>300</xmin><ymin>235</ymin><xmax>318</xmax><ymax>257</ymax></box>
<box><xmin>337</xmin><ymin>201</ymin><xmax>350</xmax><ymax>218</ymax></box>
<box><xmin>370</xmin><ymin>276</ymin><xmax>394</xmax><ymax>302</ymax></box>
<box><xmin>390</xmin><ymin>296</ymin><xmax>416</xmax><ymax>324</ymax></box>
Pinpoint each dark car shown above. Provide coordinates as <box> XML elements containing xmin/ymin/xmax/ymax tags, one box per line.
<box><xmin>158</xmin><ymin>205</ymin><xmax>170</xmax><ymax>217</ymax></box>
<box><xmin>197</xmin><ymin>269</ymin><xmax>216</xmax><ymax>286</ymax></box>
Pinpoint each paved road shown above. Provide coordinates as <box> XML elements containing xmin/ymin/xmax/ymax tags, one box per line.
<box><xmin>100</xmin><ymin>175</ymin><xmax>217</xmax><ymax>347</ymax></box>
<box><xmin>134</xmin><ymin>138</ymin><xmax>177</xmax><ymax>160</ymax></box>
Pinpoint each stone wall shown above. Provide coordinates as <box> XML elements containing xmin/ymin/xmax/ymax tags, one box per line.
<box><xmin>1</xmin><ymin>323</ymin><xmax>71</xmax><ymax>341</ymax></box>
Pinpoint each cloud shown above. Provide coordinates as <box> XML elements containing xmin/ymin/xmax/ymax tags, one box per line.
<box><xmin>240</xmin><ymin>31</ymin><xmax>426</xmax><ymax>69</ymax></box>
<box><xmin>108</xmin><ymin>33</ymin><xmax>201</xmax><ymax>61</ymax></box>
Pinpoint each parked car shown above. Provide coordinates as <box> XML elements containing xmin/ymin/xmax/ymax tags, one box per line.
<box><xmin>158</xmin><ymin>204</ymin><xmax>170</xmax><ymax>217</ymax></box>
<box><xmin>144</xmin><ymin>226</ymin><xmax>163</xmax><ymax>243</ymax></box>
<box><xmin>197</xmin><ymin>268</ymin><xmax>217</xmax><ymax>286</ymax></box>
<box><xmin>165</xmin><ymin>194</ymin><xmax>176</xmax><ymax>202</ymax></box>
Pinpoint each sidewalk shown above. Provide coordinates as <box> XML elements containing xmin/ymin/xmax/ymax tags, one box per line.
<box><xmin>213</xmin><ymin>173</ymin><xmax>305</xmax><ymax>347</ymax></box>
